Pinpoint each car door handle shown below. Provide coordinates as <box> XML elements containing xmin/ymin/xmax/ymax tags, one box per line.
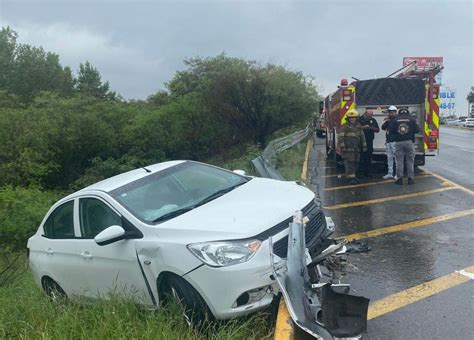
<box><xmin>81</xmin><ymin>251</ymin><xmax>92</xmax><ymax>259</ymax></box>
<box><xmin>46</xmin><ymin>248</ymin><xmax>54</xmax><ymax>255</ymax></box>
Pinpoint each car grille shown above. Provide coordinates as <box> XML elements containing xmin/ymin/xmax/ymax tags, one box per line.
<box><xmin>272</xmin><ymin>200</ymin><xmax>327</xmax><ymax>259</ymax></box>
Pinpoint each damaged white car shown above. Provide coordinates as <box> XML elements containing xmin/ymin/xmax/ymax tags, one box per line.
<box><xmin>28</xmin><ymin>160</ymin><xmax>368</xmax><ymax>338</ymax></box>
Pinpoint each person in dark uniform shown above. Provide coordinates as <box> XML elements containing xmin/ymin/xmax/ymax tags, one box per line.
<box><xmin>337</xmin><ymin>109</ymin><xmax>367</xmax><ymax>184</ymax></box>
<box><xmin>389</xmin><ymin>108</ymin><xmax>420</xmax><ymax>185</ymax></box>
<box><xmin>358</xmin><ymin>109</ymin><xmax>380</xmax><ymax>177</ymax></box>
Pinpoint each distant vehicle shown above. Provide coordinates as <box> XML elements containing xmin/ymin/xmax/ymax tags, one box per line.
<box><xmin>463</xmin><ymin>118</ymin><xmax>474</xmax><ymax>127</ymax></box>
<box><xmin>315</xmin><ymin>113</ymin><xmax>326</xmax><ymax>138</ymax></box>
<box><xmin>446</xmin><ymin>119</ymin><xmax>459</xmax><ymax>126</ymax></box>
<box><xmin>27</xmin><ymin>160</ymin><xmax>342</xmax><ymax>324</ymax></box>
<box><xmin>456</xmin><ymin>118</ymin><xmax>467</xmax><ymax>126</ymax></box>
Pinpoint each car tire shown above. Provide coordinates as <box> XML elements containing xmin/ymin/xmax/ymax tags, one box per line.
<box><xmin>161</xmin><ymin>274</ymin><xmax>213</xmax><ymax>326</ymax></box>
<box><xmin>42</xmin><ymin>277</ymin><xmax>67</xmax><ymax>302</ymax></box>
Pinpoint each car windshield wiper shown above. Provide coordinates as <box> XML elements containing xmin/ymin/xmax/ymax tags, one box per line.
<box><xmin>194</xmin><ymin>181</ymin><xmax>247</xmax><ymax>208</ymax></box>
<box><xmin>152</xmin><ymin>207</ymin><xmax>195</xmax><ymax>223</ymax></box>
<box><xmin>152</xmin><ymin>181</ymin><xmax>248</xmax><ymax>223</ymax></box>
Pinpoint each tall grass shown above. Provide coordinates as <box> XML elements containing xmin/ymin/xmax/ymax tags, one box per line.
<box><xmin>0</xmin><ymin>269</ymin><xmax>273</xmax><ymax>339</ymax></box>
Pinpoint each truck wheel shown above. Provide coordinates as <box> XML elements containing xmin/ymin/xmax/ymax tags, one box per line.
<box><xmin>161</xmin><ymin>274</ymin><xmax>213</xmax><ymax>326</ymax></box>
<box><xmin>42</xmin><ymin>277</ymin><xmax>67</xmax><ymax>302</ymax></box>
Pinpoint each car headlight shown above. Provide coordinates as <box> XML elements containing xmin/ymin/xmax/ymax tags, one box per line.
<box><xmin>187</xmin><ymin>239</ymin><xmax>261</xmax><ymax>267</ymax></box>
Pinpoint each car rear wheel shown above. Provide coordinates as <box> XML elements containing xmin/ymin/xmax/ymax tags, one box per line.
<box><xmin>161</xmin><ymin>274</ymin><xmax>213</xmax><ymax>326</ymax></box>
<box><xmin>42</xmin><ymin>277</ymin><xmax>67</xmax><ymax>302</ymax></box>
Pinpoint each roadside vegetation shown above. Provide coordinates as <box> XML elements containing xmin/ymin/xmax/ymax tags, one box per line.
<box><xmin>0</xmin><ymin>267</ymin><xmax>272</xmax><ymax>339</ymax></box>
<box><xmin>275</xmin><ymin>138</ymin><xmax>310</xmax><ymax>181</ymax></box>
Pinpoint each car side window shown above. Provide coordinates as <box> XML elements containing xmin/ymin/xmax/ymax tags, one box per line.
<box><xmin>79</xmin><ymin>198</ymin><xmax>121</xmax><ymax>239</ymax></box>
<box><xmin>43</xmin><ymin>201</ymin><xmax>75</xmax><ymax>239</ymax></box>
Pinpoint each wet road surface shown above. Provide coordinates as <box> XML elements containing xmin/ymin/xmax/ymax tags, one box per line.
<box><xmin>309</xmin><ymin>126</ymin><xmax>474</xmax><ymax>339</ymax></box>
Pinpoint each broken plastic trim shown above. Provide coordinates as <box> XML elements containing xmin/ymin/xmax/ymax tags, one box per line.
<box><xmin>270</xmin><ymin>211</ymin><xmax>369</xmax><ymax>339</ymax></box>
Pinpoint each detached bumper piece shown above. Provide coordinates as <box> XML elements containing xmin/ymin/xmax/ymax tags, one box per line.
<box><xmin>271</xmin><ymin>212</ymin><xmax>369</xmax><ymax>340</ymax></box>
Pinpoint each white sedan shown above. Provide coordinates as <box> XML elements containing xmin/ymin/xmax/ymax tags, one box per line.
<box><xmin>463</xmin><ymin>118</ymin><xmax>474</xmax><ymax>127</ymax></box>
<box><xmin>27</xmin><ymin>161</ymin><xmax>329</xmax><ymax>322</ymax></box>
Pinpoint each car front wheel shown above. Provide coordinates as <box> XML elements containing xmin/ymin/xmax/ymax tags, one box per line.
<box><xmin>161</xmin><ymin>274</ymin><xmax>213</xmax><ymax>326</ymax></box>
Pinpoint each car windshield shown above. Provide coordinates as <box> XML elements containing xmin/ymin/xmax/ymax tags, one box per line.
<box><xmin>110</xmin><ymin>162</ymin><xmax>249</xmax><ymax>223</ymax></box>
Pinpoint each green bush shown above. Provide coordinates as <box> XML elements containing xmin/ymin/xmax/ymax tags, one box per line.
<box><xmin>0</xmin><ymin>186</ymin><xmax>61</xmax><ymax>251</ymax></box>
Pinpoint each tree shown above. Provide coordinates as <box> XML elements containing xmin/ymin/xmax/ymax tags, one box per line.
<box><xmin>147</xmin><ymin>90</ymin><xmax>170</xmax><ymax>106</ymax></box>
<box><xmin>467</xmin><ymin>87</ymin><xmax>474</xmax><ymax>102</ymax></box>
<box><xmin>76</xmin><ymin>61</ymin><xmax>116</xmax><ymax>100</ymax></box>
<box><xmin>0</xmin><ymin>26</ymin><xmax>75</xmax><ymax>101</ymax></box>
<box><xmin>0</xmin><ymin>27</ymin><xmax>17</xmax><ymax>89</ymax></box>
<box><xmin>167</xmin><ymin>54</ymin><xmax>319</xmax><ymax>145</ymax></box>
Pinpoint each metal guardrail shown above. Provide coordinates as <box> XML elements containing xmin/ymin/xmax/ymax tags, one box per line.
<box><xmin>252</xmin><ymin>123</ymin><xmax>311</xmax><ymax>179</ymax></box>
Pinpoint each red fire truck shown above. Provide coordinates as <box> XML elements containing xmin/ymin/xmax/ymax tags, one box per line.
<box><xmin>324</xmin><ymin>58</ymin><xmax>442</xmax><ymax>166</ymax></box>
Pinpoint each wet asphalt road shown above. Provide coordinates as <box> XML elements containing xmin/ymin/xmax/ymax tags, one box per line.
<box><xmin>308</xmin><ymin>126</ymin><xmax>474</xmax><ymax>340</ymax></box>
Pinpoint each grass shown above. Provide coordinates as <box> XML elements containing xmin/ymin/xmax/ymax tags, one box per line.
<box><xmin>274</xmin><ymin>137</ymin><xmax>309</xmax><ymax>181</ymax></box>
<box><xmin>0</xmin><ymin>263</ymin><xmax>274</xmax><ymax>339</ymax></box>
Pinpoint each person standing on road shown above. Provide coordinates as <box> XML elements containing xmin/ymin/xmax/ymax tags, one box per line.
<box><xmin>337</xmin><ymin>109</ymin><xmax>367</xmax><ymax>184</ymax></box>
<box><xmin>389</xmin><ymin>108</ymin><xmax>420</xmax><ymax>185</ymax></box>
<box><xmin>358</xmin><ymin>109</ymin><xmax>380</xmax><ymax>177</ymax></box>
<box><xmin>381</xmin><ymin>106</ymin><xmax>398</xmax><ymax>179</ymax></box>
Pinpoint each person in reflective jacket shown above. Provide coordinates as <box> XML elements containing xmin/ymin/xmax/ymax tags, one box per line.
<box><xmin>337</xmin><ymin>110</ymin><xmax>367</xmax><ymax>184</ymax></box>
<box><xmin>388</xmin><ymin>108</ymin><xmax>420</xmax><ymax>185</ymax></box>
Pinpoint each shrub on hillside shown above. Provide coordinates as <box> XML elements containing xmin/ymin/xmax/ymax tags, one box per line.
<box><xmin>0</xmin><ymin>186</ymin><xmax>61</xmax><ymax>251</ymax></box>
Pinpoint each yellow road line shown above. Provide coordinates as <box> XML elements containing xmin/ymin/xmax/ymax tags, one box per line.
<box><xmin>274</xmin><ymin>299</ymin><xmax>294</xmax><ymax>340</ymax></box>
<box><xmin>368</xmin><ymin>265</ymin><xmax>474</xmax><ymax>320</ymax></box>
<box><xmin>424</xmin><ymin>170</ymin><xmax>474</xmax><ymax>195</ymax></box>
<box><xmin>324</xmin><ymin>174</ymin><xmax>432</xmax><ymax>191</ymax></box>
<box><xmin>338</xmin><ymin>208</ymin><xmax>474</xmax><ymax>241</ymax></box>
<box><xmin>301</xmin><ymin>139</ymin><xmax>312</xmax><ymax>181</ymax></box>
<box><xmin>323</xmin><ymin>186</ymin><xmax>456</xmax><ymax>210</ymax></box>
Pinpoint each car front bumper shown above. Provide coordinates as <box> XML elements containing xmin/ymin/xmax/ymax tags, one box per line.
<box><xmin>272</xmin><ymin>212</ymin><xmax>369</xmax><ymax>339</ymax></box>
<box><xmin>184</xmin><ymin>240</ymin><xmax>280</xmax><ymax>319</ymax></box>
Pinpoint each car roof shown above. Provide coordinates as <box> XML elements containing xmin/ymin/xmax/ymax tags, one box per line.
<box><xmin>76</xmin><ymin>160</ymin><xmax>186</xmax><ymax>194</ymax></box>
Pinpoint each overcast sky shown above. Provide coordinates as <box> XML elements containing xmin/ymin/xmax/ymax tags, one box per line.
<box><xmin>1</xmin><ymin>0</ymin><xmax>472</xmax><ymax>114</ymax></box>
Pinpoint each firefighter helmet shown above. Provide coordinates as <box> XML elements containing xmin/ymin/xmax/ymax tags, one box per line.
<box><xmin>399</xmin><ymin>108</ymin><xmax>410</xmax><ymax>115</ymax></box>
<box><xmin>346</xmin><ymin>109</ymin><xmax>359</xmax><ymax>118</ymax></box>
<box><xmin>388</xmin><ymin>105</ymin><xmax>398</xmax><ymax>111</ymax></box>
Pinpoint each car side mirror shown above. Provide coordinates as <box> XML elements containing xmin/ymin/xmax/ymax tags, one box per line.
<box><xmin>233</xmin><ymin>169</ymin><xmax>246</xmax><ymax>176</ymax></box>
<box><xmin>95</xmin><ymin>225</ymin><xmax>126</xmax><ymax>246</ymax></box>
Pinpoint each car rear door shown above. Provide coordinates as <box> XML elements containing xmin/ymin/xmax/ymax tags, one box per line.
<box><xmin>75</xmin><ymin>196</ymin><xmax>153</xmax><ymax>305</ymax></box>
<box><xmin>28</xmin><ymin>199</ymin><xmax>84</xmax><ymax>296</ymax></box>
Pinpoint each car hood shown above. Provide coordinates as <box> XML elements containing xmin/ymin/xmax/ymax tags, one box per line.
<box><xmin>156</xmin><ymin>178</ymin><xmax>315</xmax><ymax>242</ymax></box>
